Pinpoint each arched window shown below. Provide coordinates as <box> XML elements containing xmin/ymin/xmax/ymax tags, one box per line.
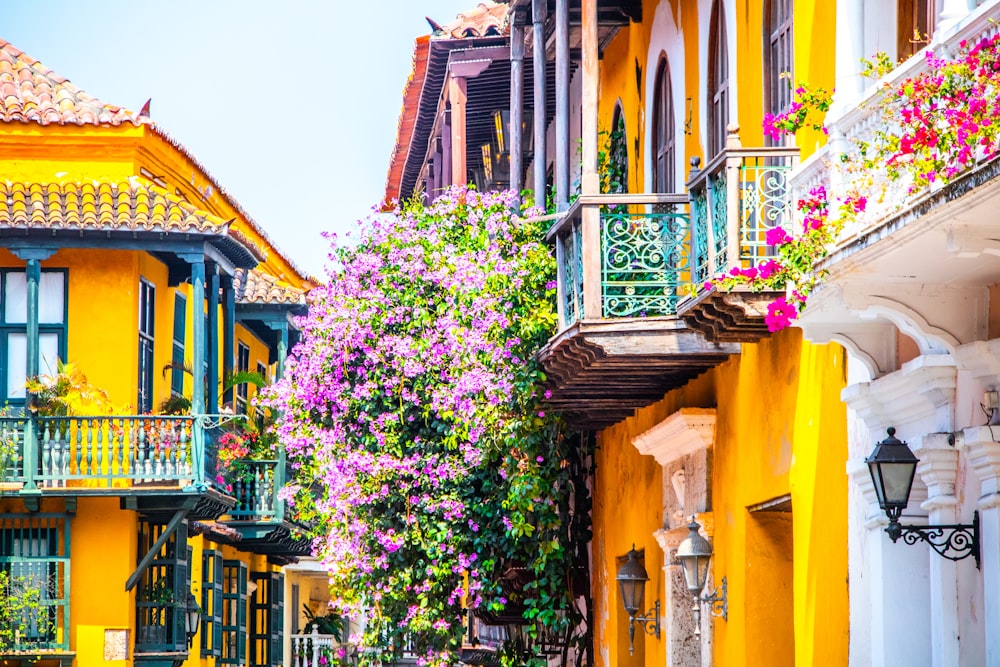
<box><xmin>708</xmin><ymin>0</ymin><xmax>730</xmax><ymax>157</ymax></box>
<box><xmin>652</xmin><ymin>57</ymin><xmax>676</xmax><ymax>192</ymax></box>
<box><xmin>764</xmin><ymin>0</ymin><xmax>793</xmax><ymax>143</ymax></box>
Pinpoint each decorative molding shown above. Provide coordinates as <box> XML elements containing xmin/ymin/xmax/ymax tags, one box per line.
<box><xmin>841</xmin><ymin>354</ymin><xmax>957</xmax><ymax>436</ymax></box>
<box><xmin>954</xmin><ymin>338</ymin><xmax>1000</xmax><ymax>387</ymax></box>
<box><xmin>654</xmin><ymin>511</ymin><xmax>715</xmax><ymax>559</ymax></box>
<box><xmin>961</xmin><ymin>427</ymin><xmax>1000</xmax><ymax>496</ymax></box>
<box><xmin>632</xmin><ymin>408</ymin><xmax>716</xmax><ymax>466</ymax></box>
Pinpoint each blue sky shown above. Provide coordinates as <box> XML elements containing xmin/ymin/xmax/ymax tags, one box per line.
<box><xmin>3</xmin><ymin>0</ymin><xmax>479</xmax><ymax>277</ymax></box>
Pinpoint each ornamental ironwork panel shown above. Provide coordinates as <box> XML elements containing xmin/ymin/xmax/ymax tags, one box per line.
<box><xmin>690</xmin><ymin>188</ymin><xmax>710</xmax><ymax>284</ymax></box>
<box><xmin>600</xmin><ymin>204</ymin><xmax>690</xmax><ymax>317</ymax></box>
<box><xmin>709</xmin><ymin>173</ymin><xmax>728</xmax><ymax>276</ymax></box>
<box><xmin>557</xmin><ymin>223</ymin><xmax>583</xmax><ymax>326</ymax></box>
<box><xmin>740</xmin><ymin>156</ymin><xmax>795</xmax><ymax>265</ymax></box>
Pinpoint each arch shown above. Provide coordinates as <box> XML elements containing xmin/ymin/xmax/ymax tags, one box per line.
<box><xmin>644</xmin><ymin>3</ymin><xmax>686</xmax><ymax>194</ymax></box>
<box><xmin>607</xmin><ymin>101</ymin><xmax>629</xmax><ymax>194</ymax></box>
<box><xmin>763</xmin><ymin>0</ymin><xmax>793</xmax><ymax>143</ymax></box>
<box><xmin>651</xmin><ymin>55</ymin><xmax>676</xmax><ymax>193</ymax></box>
<box><xmin>707</xmin><ymin>0</ymin><xmax>730</xmax><ymax>157</ymax></box>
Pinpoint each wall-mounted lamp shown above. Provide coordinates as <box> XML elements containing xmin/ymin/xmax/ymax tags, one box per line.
<box><xmin>184</xmin><ymin>591</ymin><xmax>201</xmax><ymax>648</ymax></box>
<box><xmin>615</xmin><ymin>547</ymin><xmax>660</xmax><ymax>655</ymax></box>
<box><xmin>866</xmin><ymin>427</ymin><xmax>980</xmax><ymax>566</ymax></box>
<box><xmin>676</xmin><ymin>520</ymin><xmax>727</xmax><ymax>636</ymax></box>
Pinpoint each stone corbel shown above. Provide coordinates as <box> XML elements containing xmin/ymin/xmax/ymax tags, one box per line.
<box><xmin>911</xmin><ymin>433</ymin><xmax>960</xmax><ymax>516</ymax></box>
<box><xmin>632</xmin><ymin>408</ymin><xmax>716</xmax><ymax>466</ymax></box>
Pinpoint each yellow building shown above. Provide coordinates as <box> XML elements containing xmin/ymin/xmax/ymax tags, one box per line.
<box><xmin>0</xmin><ymin>38</ymin><xmax>313</xmax><ymax>667</ymax></box>
<box><xmin>388</xmin><ymin>1</ymin><xmax>849</xmax><ymax>665</ymax></box>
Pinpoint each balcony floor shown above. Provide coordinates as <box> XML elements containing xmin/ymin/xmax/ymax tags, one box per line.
<box><xmin>539</xmin><ymin>318</ymin><xmax>739</xmax><ymax>429</ymax></box>
<box><xmin>677</xmin><ymin>288</ymin><xmax>783</xmax><ymax>343</ymax></box>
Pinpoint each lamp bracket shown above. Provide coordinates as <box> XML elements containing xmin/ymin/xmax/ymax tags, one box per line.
<box><xmin>700</xmin><ymin>576</ymin><xmax>728</xmax><ymax>620</ymax></box>
<box><xmin>888</xmin><ymin>510</ymin><xmax>980</xmax><ymax>568</ymax></box>
<box><xmin>632</xmin><ymin>599</ymin><xmax>661</xmax><ymax>639</ymax></box>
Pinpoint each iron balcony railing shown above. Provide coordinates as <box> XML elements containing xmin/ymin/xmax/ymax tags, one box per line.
<box><xmin>546</xmin><ymin>193</ymin><xmax>692</xmax><ymax>329</ymax></box>
<box><xmin>0</xmin><ymin>414</ymin><xmax>235</xmax><ymax>493</ymax></box>
<box><xmin>687</xmin><ymin>127</ymin><xmax>799</xmax><ymax>285</ymax></box>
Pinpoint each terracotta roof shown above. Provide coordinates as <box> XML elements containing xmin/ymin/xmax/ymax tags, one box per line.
<box><xmin>0</xmin><ymin>38</ymin><xmax>310</xmax><ymax>282</ymax></box>
<box><xmin>385</xmin><ymin>36</ymin><xmax>431</xmax><ymax>205</ymax></box>
<box><xmin>435</xmin><ymin>1</ymin><xmax>510</xmax><ymax>39</ymax></box>
<box><xmin>233</xmin><ymin>268</ymin><xmax>306</xmax><ymax>306</ymax></box>
<box><xmin>0</xmin><ymin>179</ymin><xmax>231</xmax><ymax>233</ymax></box>
<box><xmin>0</xmin><ymin>39</ymin><xmax>145</xmax><ymax>126</ymax></box>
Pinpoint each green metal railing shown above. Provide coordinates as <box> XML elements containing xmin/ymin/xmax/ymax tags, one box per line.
<box><xmin>547</xmin><ymin>194</ymin><xmax>691</xmax><ymax>328</ymax></box>
<box><xmin>687</xmin><ymin>130</ymin><xmax>799</xmax><ymax>282</ymax></box>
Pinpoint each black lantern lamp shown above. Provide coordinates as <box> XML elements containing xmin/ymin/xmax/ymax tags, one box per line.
<box><xmin>675</xmin><ymin>521</ymin><xmax>727</xmax><ymax>637</ymax></box>
<box><xmin>615</xmin><ymin>547</ymin><xmax>660</xmax><ymax>655</ymax></box>
<box><xmin>866</xmin><ymin>427</ymin><xmax>980</xmax><ymax>566</ymax></box>
<box><xmin>184</xmin><ymin>591</ymin><xmax>201</xmax><ymax>648</ymax></box>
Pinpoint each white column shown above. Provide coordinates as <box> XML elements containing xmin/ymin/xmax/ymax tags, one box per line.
<box><xmin>912</xmin><ymin>433</ymin><xmax>961</xmax><ymax>667</ymax></box>
<box><xmin>961</xmin><ymin>429</ymin><xmax>1000</xmax><ymax>665</ymax></box>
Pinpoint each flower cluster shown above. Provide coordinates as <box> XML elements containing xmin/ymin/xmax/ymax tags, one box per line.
<box><xmin>860</xmin><ymin>36</ymin><xmax>1000</xmax><ymax>190</ymax></box>
<box><xmin>762</xmin><ymin>80</ymin><xmax>832</xmax><ymax>141</ymax></box>
<box><xmin>265</xmin><ymin>187</ymin><xmax>588</xmax><ymax>666</ymax></box>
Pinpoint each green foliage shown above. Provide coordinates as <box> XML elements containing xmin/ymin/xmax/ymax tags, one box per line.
<box><xmin>0</xmin><ymin>569</ymin><xmax>53</xmax><ymax>652</ymax></box>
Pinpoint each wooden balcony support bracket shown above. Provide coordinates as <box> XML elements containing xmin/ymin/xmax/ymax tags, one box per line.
<box><xmin>677</xmin><ymin>288</ymin><xmax>783</xmax><ymax>343</ymax></box>
<box><xmin>125</xmin><ymin>506</ymin><xmax>190</xmax><ymax>592</ymax></box>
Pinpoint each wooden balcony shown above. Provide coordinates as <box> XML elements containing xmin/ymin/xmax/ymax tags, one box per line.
<box><xmin>541</xmin><ymin>194</ymin><xmax>738</xmax><ymax>429</ymax></box>
<box><xmin>678</xmin><ymin>128</ymin><xmax>799</xmax><ymax>342</ymax></box>
<box><xmin>0</xmin><ymin>414</ymin><xmax>232</xmax><ymax>517</ymax></box>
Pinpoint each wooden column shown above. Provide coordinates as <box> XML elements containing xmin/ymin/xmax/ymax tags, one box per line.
<box><xmin>222</xmin><ymin>275</ymin><xmax>235</xmax><ymax>407</ymax></box>
<box><xmin>580</xmin><ymin>0</ymin><xmax>601</xmax><ymax>319</ymax></box>
<box><xmin>449</xmin><ymin>76</ymin><xmax>468</xmax><ymax>186</ymax></box>
<box><xmin>207</xmin><ymin>268</ymin><xmax>220</xmax><ymax>415</ymax></box>
<box><xmin>510</xmin><ymin>9</ymin><xmax>527</xmax><ymax>198</ymax></box>
<box><xmin>532</xmin><ymin>0</ymin><xmax>548</xmax><ymax>202</ymax></box>
<box><xmin>555</xmin><ymin>0</ymin><xmax>570</xmax><ymax>210</ymax></box>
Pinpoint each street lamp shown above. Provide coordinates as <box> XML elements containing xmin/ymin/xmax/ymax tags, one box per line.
<box><xmin>615</xmin><ymin>546</ymin><xmax>660</xmax><ymax>655</ymax></box>
<box><xmin>675</xmin><ymin>520</ymin><xmax>727</xmax><ymax>637</ymax></box>
<box><xmin>866</xmin><ymin>427</ymin><xmax>980</xmax><ymax>566</ymax></box>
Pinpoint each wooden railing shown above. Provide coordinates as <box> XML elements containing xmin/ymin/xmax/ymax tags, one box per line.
<box><xmin>0</xmin><ymin>414</ymin><xmax>230</xmax><ymax>492</ymax></box>
<box><xmin>687</xmin><ymin>126</ymin><xmax>799</xmax><ymax>284</ymax></box>
<box><xmin>228</xmin><ymin>458</ymin><xmax>284</xmax><ymax>521</ymax></box>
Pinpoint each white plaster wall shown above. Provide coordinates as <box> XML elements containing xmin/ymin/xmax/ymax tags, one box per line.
<box><xmin>696</xmin><ymin>0</ymin><xmax>738</xmax><ymax>158</ymax></box>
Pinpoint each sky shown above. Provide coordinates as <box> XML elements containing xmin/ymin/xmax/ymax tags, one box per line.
<box><xmin>2</xmin><ymin>0</ymin><xmax>481</xmax><ymax>278</ymax></box>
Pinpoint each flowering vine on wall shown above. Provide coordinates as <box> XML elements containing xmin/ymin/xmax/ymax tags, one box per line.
<box><xmin>709</xmin><ymin>35</ymin><xmax>1000</xmax><ymax>331</ymax></box>
<box><xmin>266</xmin><ymin>187</ymin><xmax>589</xmax><ymax>667</ymax></box>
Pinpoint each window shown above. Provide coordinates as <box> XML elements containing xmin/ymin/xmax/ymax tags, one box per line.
<box><xmin>250</xmin><ymin>572</ymin><xmax>284</xmax><ymax>666</ymax></box>
<box><xmin>898</xmin><ymin>0</ymin><xmax>934</xmax><ymax>60</ymax></box>
<box><xmin>221</xmin><ymin>560</ymin><xmax>248</xmax><ymax>665</ymax></box>
<box><xmin>257</xmin><ymin>361</ymin><xmax>269</xmax><ymax>386</ymax></box>
<box><xmin>236</xmin><ymin>342</ymin><xmax>250</xmax><ymax>415</ymax></box>
<box><xmin>0</xmin><ymin>270</ymin><xmax>67</xmax><ymax>403</ymax></box>
<box><xmin>708</xmin><ymin>0</ymin><xmax>730</xmax><ymax>158</ymax></box>
<box><xmin>202</xmin><ymin>549</ymin><xmax>224</xmax><ymax>658</ymax></box>
<box><xmin>652</xmin><ymin>57</ymin><xmax>676</xmax><ymax>192</ymax></box>
<box><xmin>136</xmin><ymin>520</ymin><xmax>189</xmax><ymax>652</ymax></box>
<box><xmin>764</xmin><ymin>0</ymin><xmax>793</xmax><ymax>144</ymax></box>
<box><xmin>0</xmin><ymin>514</ymin><xmax>70</xmax><ymax>652</ymax></box>
<box><xmin>172</xmin><ymin>293</ymin><xmax>186</xmax><ymax>396</ymax></box>
<box><xmin>138</xmin><ymin>279</ymin><xmax>155</xmax><ymax>413</ymax></box>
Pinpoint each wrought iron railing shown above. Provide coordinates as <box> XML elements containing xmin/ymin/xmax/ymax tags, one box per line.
<box><xmin>687</xmin><ymin>128</ymin><xmax>799</xmax><ymax>282</ymax></box>
<box><xmin>228</xmin><ymin>458</ymin><xmax>283</xmax><ymax>521</ymax></box>
<box><xmin>546</xmin><ymin>193</ymin><xmax>691</xmax><ymax>329</ymax></box>
<box><xmin>0</xmin><ymin>414</ymin><xmax>229</xmax><ymax>492</ymax></box>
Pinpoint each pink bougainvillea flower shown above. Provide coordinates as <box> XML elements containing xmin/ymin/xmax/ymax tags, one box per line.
<box><xmin>765</xmin><ymin>227</ymin><xmax>792</xmax><ymax>246</ymax></box>
<box><xmin>765</xmin><ymin>297</ymin><xmax>798</xmax><ymax>332</ymax></box>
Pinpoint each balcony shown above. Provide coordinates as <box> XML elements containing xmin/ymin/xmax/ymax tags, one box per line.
<box><xmin>541</xmin><ymin>194</ymin><xmax>738</xmax><ymax>429</ymax></box>
<box><xmin>790</xmin><ymin>4</ymin><xmax>1000</xmax><ymax>342</ymax></box>
<box><xmin>678</xmin><ymin>127</ymin><xmax>799</xmax><ymax>342</ymax></box>
<box><xmin>0</xmin><ymin>414</ymin><xmax>232</xmax><ymax>518</ymax></box>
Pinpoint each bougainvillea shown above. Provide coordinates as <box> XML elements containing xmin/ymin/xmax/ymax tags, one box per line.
<box><xmin>266</xmin><ymin>187</ymin><xmax>590</xmax><ymax>666</ymax></box>
<box><xmin>711</xmin><ymin>35</ymin><xmax>1000</xmax><ymax>331</ymax></box>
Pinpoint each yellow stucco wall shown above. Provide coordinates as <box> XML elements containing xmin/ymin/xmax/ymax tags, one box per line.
<box><xmin>592</xmin><ymin>330</ymin><xmax>848</xmax><ymax>667</ymax></box>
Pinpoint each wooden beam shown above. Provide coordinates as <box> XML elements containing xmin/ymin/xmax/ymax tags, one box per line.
<box><xmin>125</xmin><ymin>509</ymin><xmax>189</xmax><ymax>591</ymax></box>
<box><xmin>449</xmin><ymin>76</ymin><xmax>468</xmax><ymax>186</ymax></box>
